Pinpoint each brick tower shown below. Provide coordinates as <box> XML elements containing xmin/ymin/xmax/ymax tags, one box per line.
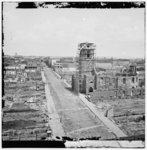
<box><xmin>77</xmin><ymin>42</ymin><xmax>96</xmax><ymax>93</ymax></box>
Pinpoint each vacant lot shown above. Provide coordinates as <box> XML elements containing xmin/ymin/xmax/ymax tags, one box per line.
<box><xmin>93</xmin><ymin>98</ymin><xmax>145</xmax><ymax>137</ymax></box>
<box><xmin>3</xmin><ymin>72</ymin><xmax>50</xmax><ymax>141</ymax></box>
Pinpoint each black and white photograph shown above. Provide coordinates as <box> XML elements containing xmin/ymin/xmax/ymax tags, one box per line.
<box><xmin>1</xmin><ymin>1</ymin><xmax>145</xmax><ymax>148</ymax></box>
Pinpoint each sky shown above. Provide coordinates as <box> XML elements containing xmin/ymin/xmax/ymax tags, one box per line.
<box><xmin>3</xmin><ymin>3</ymin><xmax>145</xmax><ymax>58</ymax></box>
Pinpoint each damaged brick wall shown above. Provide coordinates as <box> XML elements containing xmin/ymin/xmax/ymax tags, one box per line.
<box><xmin>117</xmin><ymin>76</ymin><xmax>139</xmax><ymax>89</ymax></box>
<box><xmin>95</xmin><ymin>75</ymin><xmax>117</xmax><ymax>90</ymax></box>
<box><xmin>72</xmin><ymin>74</ymin><xmax>79</xmax><ymax>94</ymax></box>
<box><xmin>90</xmin><ymin>87</ymin><xmax>145</xmax><ymax>103</ymax></box>
<box><xmin>83</xmin><ymin>75</ymin><xmax>95</xmax><ymax>94</ymax></box>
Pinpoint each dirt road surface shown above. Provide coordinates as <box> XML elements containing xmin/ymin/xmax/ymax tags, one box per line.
<box><xmin>43</xmin><ymin>67</ymin><xmax>116</xmax><ymax>140</ymax></box>
<box><xmin>41</xmin><ymin>71</ymin><xmax>65</xmax><ymax>137</ymax></box>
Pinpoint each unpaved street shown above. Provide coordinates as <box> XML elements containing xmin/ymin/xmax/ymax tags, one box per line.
<box><xmin>43</xmin><ymin>67</ymin><xmax>116</xmax><ymax>139</ymax></box>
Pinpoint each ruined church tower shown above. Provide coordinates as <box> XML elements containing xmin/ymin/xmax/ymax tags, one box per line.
<box><xmin>77</xmin><ymin>42</ymin><xmax>96</xmax><ymax>93</ymax></box>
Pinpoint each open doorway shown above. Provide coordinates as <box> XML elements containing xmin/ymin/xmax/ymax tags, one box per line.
<box><xmin>89</xmin><ymin>87</ymin><xmax>93</xmax><ymax>92</ymax></box>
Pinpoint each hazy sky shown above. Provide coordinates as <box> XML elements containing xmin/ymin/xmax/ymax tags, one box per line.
<box><xmin>3</xmin><ymin>3</ymin><xmax>145</xmax><ymax>58</ymax></box>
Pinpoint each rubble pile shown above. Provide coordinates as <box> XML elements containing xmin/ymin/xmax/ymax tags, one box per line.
<box><xmin>2</xmin><ymin>58</ymin><xmax>50</xmax><ymax>141</ymax></box>
<box><xmin>95</xmin><ymin>99</ymin><xmax>145</xmax><ymax>137</ymax></box>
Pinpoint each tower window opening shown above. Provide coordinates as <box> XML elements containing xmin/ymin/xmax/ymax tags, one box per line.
<box><xmin>123</xmin><ymin>78</ymin><xmax>126</xmax><ymax>84</ymax></box>
<box><xmin>89</xmin><ymin>87</ymin><xmax>93</xmax><ymax>92</ymax></box>
<box><xmin>90</xmin><ymin>80</ymin><xmax>93</xmax><ymax>83</ymax></box>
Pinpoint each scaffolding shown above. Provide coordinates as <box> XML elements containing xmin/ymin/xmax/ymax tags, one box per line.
<box><xmin>76</xmin><ymin>42</ymin><xmax>96</xmax><ymax>72</ymax></box>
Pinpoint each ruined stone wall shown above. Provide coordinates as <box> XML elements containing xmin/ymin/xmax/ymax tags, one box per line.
<box><xmin>90</xmin><ymin>87</ymin><xmax>145</xmax><ymax>104</ymax></box>
<box><xmin>72</xmin><ymin>74</ymin><xmax>79</xmax><ymax>94</ymax></box>
<box><xmin>79</xmin><ymin>59</ymin><xmax>95</xmax><ymax>93</ymax></box>
<box><xmin>83</xmin><ymin>75</ymin><xmax>95</xmax><ymax>94</ymax></box>
<box><xmin>117</xmin><ymin>76</ymin><xmax>138</xmax><ymax>89</ymax></box>
<box><xmin>95</xmin><ymin>74</ymin><xmax>140</xmax><ymax>91</ymax></box>
<box><xmin>79</xmin><ymin>59</ymin><xmax>95</xmax><ymax>75</ymax></box>
<box><xmin>138</xmin><ymin>75</ymin><xmax>145</xmax><ymax>87</ymax></box>
<box><xmin>95</xmin><ymin>75</ymin><xmax>117</xmax><ymax>90</ymax></box>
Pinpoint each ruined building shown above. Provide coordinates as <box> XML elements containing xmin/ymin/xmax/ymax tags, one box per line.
<box><xmin>72</xmin><ymin>42</ymin><xmax>96</xmax><ymax>93</ymax></box>
<box><xmin>78</xmin><ymin>42</ymin><xmax>96</xmax><ymax>93</ymax></box>
<box><xmin>72</xmin><ymin>42</ymin><xmax>145</xmax><ymax>99</ymax></box>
